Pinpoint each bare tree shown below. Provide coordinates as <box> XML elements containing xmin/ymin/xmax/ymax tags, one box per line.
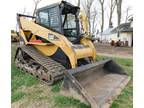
<box><xmin>91</xmin><ymin>8</ymin><xmax>98</xmax><ymax>35</ymax></box>
<box><xmin>23</xmin><ymin>7</ymin><xmax>27</xmax><ymax>14</ymax></box>
<box><xmin>125</xmin><ymin>6</ymin><xmax>132</xmax><ymax>23</ymax></box>
<box><xmin>108</xmin><ymin>0</ymin><xmax>116</xmax><ymax>28</ymax></box>
<box><xmin>116</xmin><ymin>0</ymin><xmax>122</xmax><ymax>26</ymax></box>
<box><xmin>82</xmin><ymin>0</ymin><xmax>94</xmax><ymax>34</ymax></box>
<box><xmin>33</xmin><ymin>0</ymin><xmax>42</xmax><ymax>16</ymax></box>
<box><xmin>115</xmin><ymin>0</ymin><xmax>122</xmax><ymax>37</ymax></box>
<box><xmin>98</xmin><ymin>0</ymin><xmax>105</xmax><ymax>33</ymax></box>
<box><xmin>77</xmin><ymin>0</ymin><xmax>80</xmax><ymax>7</ymax></box>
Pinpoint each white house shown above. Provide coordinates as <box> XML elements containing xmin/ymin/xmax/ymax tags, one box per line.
<box><xmin>99</xmin><ymin>17</ymin><xmax>133</xmax><ymax>47</ymax></box>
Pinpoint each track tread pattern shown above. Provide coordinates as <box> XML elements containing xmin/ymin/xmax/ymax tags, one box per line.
<box><xmin>16</xmin><ymin>45</ymin><xmax>66</xmax><ymax>84</ymax></box>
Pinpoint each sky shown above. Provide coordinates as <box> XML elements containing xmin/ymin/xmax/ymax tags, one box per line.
<box><xmin>11</xmin><ymin>0</ymin><xmax>133</xmax><ymax>31</ymax></box>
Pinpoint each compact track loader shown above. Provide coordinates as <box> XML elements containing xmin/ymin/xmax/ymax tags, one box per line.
<box><xmin>14</xmin><ymin>1</ymin><xmax>130</xmax><ymax>108</ymax></box>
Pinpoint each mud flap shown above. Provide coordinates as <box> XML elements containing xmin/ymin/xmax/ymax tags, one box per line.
<box><xmin>62</xmin><ymin>60</ymin><xmax>130</xmax><ymax>108</ymax></box>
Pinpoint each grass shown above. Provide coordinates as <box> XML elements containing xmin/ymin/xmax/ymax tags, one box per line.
<box><xmin>12</xmin><ymin>92</ymin><xmax>27</xmax><ymax>102</ymax></box>
<box><xmin>53</xmin><ymin>95</ymin><xmax>91</xmax><ymax>108</ymax></box>
<box><xmin>11</xmin><ymin>64</ymin><xmax>39</xmax><ymax>91</ymax></box>
<box><xmin>51</xmin><ymin>81</ymin><xmax>62</xmax><ymax>93</ymax></box>
<box><xmin>11</xmin><ymin>43</ymin><xmax>40</xmax><ymax>103</ymax></box>
<box><xmin>11</xmin><ymin>64</ymin><xmax>39</xmax><ymax>102</ymax></box>
<box><xmin>11</xmin><ymin>43</ymin><xmax>133</xmax><ymax>108</ymax></box>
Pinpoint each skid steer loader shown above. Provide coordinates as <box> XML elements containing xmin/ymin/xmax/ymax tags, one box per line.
<box><xmin>14</xmin><ymin>1</ymin><xmax>130</xmax><ymax>108</ymax></box>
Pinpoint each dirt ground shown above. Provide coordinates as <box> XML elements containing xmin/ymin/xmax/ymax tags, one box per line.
<box><xmin>94</xmin><ymin>43</ymin><xmax>133</xmax><ymax>59</ymax></box>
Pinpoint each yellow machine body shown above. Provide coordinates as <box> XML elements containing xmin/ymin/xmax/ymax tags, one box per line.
<box><xmin>19</xmin><ymin>17</ymin><xmax>96</xmax><ymax>68</ymax></box>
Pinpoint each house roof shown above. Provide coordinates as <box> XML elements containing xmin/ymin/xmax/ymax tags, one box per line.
<box><xmin>111</xmin><ymin>22</ymin><xmax>133</xmax><ymax>33</ymax></box>
<box><xmin>101</xmin><ymin>28</ymin><xmax>114</xmax><ymax>35</ymax></box>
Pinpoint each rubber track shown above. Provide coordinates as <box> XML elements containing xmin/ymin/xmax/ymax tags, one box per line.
<box><xmin>18</xmin><ymin>45</ymin><xmax>66</xmax><ymax>82</ymax></box>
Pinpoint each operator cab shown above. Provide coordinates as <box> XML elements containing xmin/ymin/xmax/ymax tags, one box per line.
<box><xmin>36</xmin><ymin>1</ymin><xmax>80</xmax><ymax>44</ymax></box>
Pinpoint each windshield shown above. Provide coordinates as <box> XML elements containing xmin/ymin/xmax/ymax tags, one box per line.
<box><xmin>62</xmin><ymin>14</ymin><xmax>76</xmax><ymax>29</ymax></box>
<box><xmin>62</xmin><ymin>14</ymin><xmax>77</xmax><ymax>37</ymax></box>
<box><xmin>37</xmin><ymin>6</ymin><xmax>61</xmax><ymax>32</ymax></box>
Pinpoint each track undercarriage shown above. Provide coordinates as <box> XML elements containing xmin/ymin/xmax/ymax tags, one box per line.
<box><xmin>15</xmin><ymin>45</ymin><xmax>65</xmax><ymax>85</ymax></box>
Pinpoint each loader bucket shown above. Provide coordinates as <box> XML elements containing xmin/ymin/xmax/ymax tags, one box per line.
<box><xmin>62</xmin><ymin>60</ymin><xmax>130</xmax><ymax>108</ymax></box>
